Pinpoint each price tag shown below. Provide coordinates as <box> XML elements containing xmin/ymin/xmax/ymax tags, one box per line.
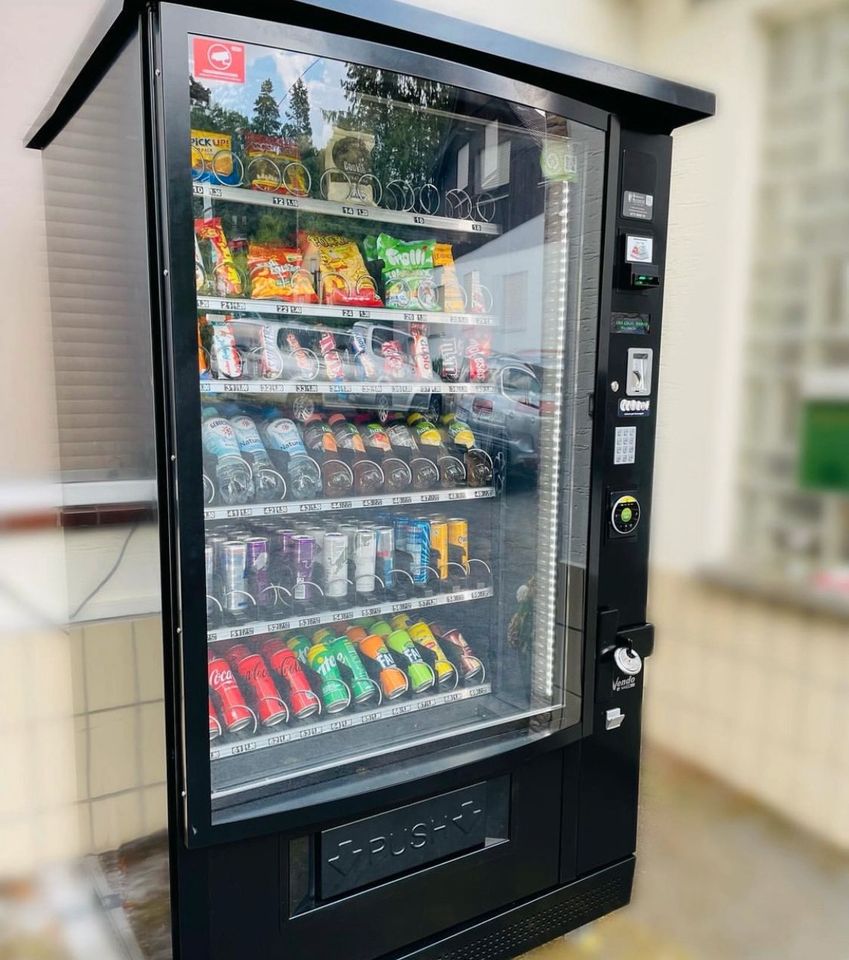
<box><xmin>294</xmin><ymin>383</ymin><xmax>319</xmax><ymax>393</ymax></box>
<box><xmin>229</xmin><ymin>626</ymin><xmax>255</xmax><ymax>639</ymax></box>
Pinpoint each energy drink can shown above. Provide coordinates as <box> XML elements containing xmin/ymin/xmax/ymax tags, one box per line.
<box><xmin>262</xmin><ymin>637</ymin><xmax>320</xmax><ymax>719</ymax></box>
<box><xmin>375</xmin><ymin>525</ymin><xmax>395</xmax><ymax>591</ymax></box>
<box><xmin>432</xmin><ymin>624</ymin><xmax>484</xmax><ymax>683</ymax></box>
<box><xmin>324</xmin><ymin>531</ymin><xmax>348</xmax><ymax>600</ymax></box>
<box><xmin>292</xmin><ymin>535</ymin><xmax>316</xmax><ymax>602</ymax></box>
<box><xmin>306</xmin><ymin>643</ymin><xmax>350</xmax><ymax>713</ymax></box>
<box><xmin>221</xmin><ymin>541</ymin><xmax>250</xmax><ymax>614</ymax></box>
<box><xmin>405</xmin><ymin>518</ymin><xmax>431</xmax><ymax>584</ymax></box>
<box><xmin>408</xmin><ymin>621</ymin><xmax>456</xmax><ymax>685</ymax></box>
<box><xmin>244</xmin><ymin>537</ymin><xmax>270</xmax><ymax>606</ymax></box>
<box><xmin>353</xmin><ymin>528</ymin><xmax>377</xmax><ymax>596</ymax></box>
<box><xmin>427</xmin><ymin>518</ymin><xmax>449</xmax><ymax>581</ymax></box>
<box><xmin>328</xmin><ymin>636</ymin><xmax>376</xmax><ymax>704</ymax></box>
<box><xmin>447</xmin><ymin>518</ymin><xmax>469</xmax><ymax>571</ymax></box>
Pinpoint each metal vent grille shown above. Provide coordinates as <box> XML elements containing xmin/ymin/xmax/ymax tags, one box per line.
<box><xmin>436</xmin><ymin>874</ymin><xmax>629</xmax><ymax>960</ymax></box>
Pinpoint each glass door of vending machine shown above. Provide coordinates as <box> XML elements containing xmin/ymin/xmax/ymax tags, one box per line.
<box><xmin>167</xmin><ymin>19</ymin><xmax>606</xmax><ymax>833</ymax></box>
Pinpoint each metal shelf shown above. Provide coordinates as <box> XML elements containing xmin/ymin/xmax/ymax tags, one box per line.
<box><xmin>196</xmin><ymin>296</ymin><xmax>496</xmax><ymax>327</ymax></box>
<box><xmin>199</xmin><ymin>379</ymin><xmax>495</xmax><ymax>396</ymax></box>
<box><xmin>210</xmin><ymin>682</ymin><xmax>492</xmax><ymax>762</ymax></box>
<box><xmin>206</xmin><ymin>585</ymin><xmax>494</xmax><ymax>643</ymax></box>
<box><xmin>193</xmin><ymin>182</ymin><xmax>501</xmax><ymax>236</ymax></box>
<box><xmin>204</xmin><ymin>485</ymin><xmax>496</xmax><ymax>521</ymax></box>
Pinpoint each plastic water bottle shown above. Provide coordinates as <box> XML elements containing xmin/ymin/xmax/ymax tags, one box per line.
<box><xmin>201</xmin><ymin>415</ymin><xmax>254</xmax><ymax>505</ymax></box>
<box><xmin>230</xmin><ymin>415</ymin><xmax>287</xmax><ymax>502</ymax></box>
<box><xmin>261</xmin><ymin>418</ymin><xmax>322</xmax><ymax>500</ymax></box>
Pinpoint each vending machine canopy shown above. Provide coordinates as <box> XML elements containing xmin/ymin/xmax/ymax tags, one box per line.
<box><xmin>26</xmin><ymin>0</ymin><xmax>715</xmax><ymax>150</ymax></box>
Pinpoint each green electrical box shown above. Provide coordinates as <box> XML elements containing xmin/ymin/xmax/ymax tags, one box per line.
<box><xmin>800</xmin><ymin>399</ymin><xmax>849</xmax><ymax>493</ymax></box>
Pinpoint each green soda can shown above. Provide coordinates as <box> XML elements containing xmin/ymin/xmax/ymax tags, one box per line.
<box><xmin>387</xmin><ymin>629</ymin><xmax>435</xmax><ymax>693</ymax></box>
<box><xmin>306</xmin><ymin>642</ymin><xmax>350</xmax><ymax>713</ymax></box>
<box><xmin>329</xmin><ymin>636</ymin><xmax>376</xmax><ymax>704</ymax></box>
<box><xmin>370</xmin><ymin>620</ymin><xmax>393</xmax><ymax>638</ymax></box>
<box><xmin>286</xmin><ymin>634</ymin><xmax>312</xmax><ymax>665</ymax></box>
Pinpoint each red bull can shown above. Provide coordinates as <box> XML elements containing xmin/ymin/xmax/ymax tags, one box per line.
<box><xmin>324</xmin><ymin>531</ymin><xmax>349</xmax><ymax>600</ymax></box>
<box><xmin>375</xmin><ymin>525</ymin><xmax>395</xmax><ymax>591</ymax></box>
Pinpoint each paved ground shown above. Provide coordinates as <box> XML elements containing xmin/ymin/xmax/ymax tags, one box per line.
<box><xmin>520</xmin><ymin>745</ymin><xmax>849</xmax><ymax>960</ymax></box>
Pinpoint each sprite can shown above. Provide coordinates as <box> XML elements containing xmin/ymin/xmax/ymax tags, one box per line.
<box><xmin>306</xmin><ymin>642</ymin><xmax>350</xmax><ymax>713</ymax></box>
<box><xmin>329</xmin><ymin>636</ymin><xmax>376</xmax><ymax>704</ymax></box>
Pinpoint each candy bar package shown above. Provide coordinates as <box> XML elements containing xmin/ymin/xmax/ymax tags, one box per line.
<box><xmin>247</xmin><ymin>243</ymin><xmax>318</xmax><ymax>302</ymax></box>
<box><xmin>299</xmin><ymin>231</ymin><xmax>383</xmax><ymax>307</ymax></box>
<box><xmin>194</xmin><ymin>218</ymin><xmax>243</xmax><ymax>297</ymax></box>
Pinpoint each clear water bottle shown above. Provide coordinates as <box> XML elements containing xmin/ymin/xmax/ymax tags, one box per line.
<box><xmin>262</xmin><ymin>418</ymin><xmax>322</xmax><ymax>500</ymax></box>
<box><xmin>230</xmin><ymin>415</ymin><xmax>287</xmax><ymax>502</ymax></box>
<box><xmin>201</xmin><ymin>415</ymin><xmax>254</xmax><ymax>505</ymax></box>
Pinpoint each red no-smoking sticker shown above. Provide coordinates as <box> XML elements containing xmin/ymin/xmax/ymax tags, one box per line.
<box><xmin>192</xmin><ymin>37</ymin><xmax>245</xmax><ymax>83</ymax></box>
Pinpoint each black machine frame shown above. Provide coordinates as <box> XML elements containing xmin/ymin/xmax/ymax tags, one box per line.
<box><xmin>28</xmin><ymin>3</ymin><xmax>714</xmax><ymax>958</ymax></box>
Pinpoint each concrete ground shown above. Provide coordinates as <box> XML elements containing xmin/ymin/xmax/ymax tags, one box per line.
<box><xmin>520</xmin><ymin>745</ymin><xmax>849</xmax><ymax>960</ymax></box>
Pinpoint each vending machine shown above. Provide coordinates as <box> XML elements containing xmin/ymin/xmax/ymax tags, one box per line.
<box><xmin>28</xmin><ymin>3</ymin><xmax>714</xmax><ymax>958</ymax></box>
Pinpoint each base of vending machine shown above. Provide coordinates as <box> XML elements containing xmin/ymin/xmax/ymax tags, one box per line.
<box><xmin>400</xmin><ymin>857</ymin><xmax>635</xmax><ymax>960</ymax></box>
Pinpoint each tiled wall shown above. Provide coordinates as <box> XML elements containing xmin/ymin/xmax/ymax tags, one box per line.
<box><xmin>0</xmin><ymin>615</ymin><xmax>167</xmax><ymax>879</ymax></box>
<box><xmin>646</xmin><ymin>568</ymin><xmax>849</xmax><ymax>850</ymax></box>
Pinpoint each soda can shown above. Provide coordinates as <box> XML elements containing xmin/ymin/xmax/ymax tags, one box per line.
<box><xmin>328</xmin><ymin>635</ymin><xmax>376</xmax><ymax>704</ymax></box>
<box><xmin>324</xmin><ymin>531</ymin><xmax>349</xmax><ymax>600</ymax></box>
<box><xmin>408</xmin><ymin>621</ymin><xmax>456</xmax><ymax>685</ymax></box>
<box><xmin>306</xmin><ymin>643</ymin><xmax>350</xmax><ymax>713</ymax></box>
<box><xmin>244</xmin><ymin>537</ymin><xmax>271</xmax><ymax>605</ymax></box>
<box><xmin>448</xmin><ymin>518</ymin><xmax>469</xmax><ymax>571</ymax></box>
<box><xmin>206</xmin><ymin>533</ymin><xmax>229</xmax><ymax>569</ymax></box>
<box><xmin>390</xmin><ymin>613</ymin><xmax>411</xmax><ymax>632</ymax></box>
<box><xmin>209</xmin><ymin>697</ymin><xmax>222</xmax><ymax>740</ymax></box>
<box><xmin>369</xmin><ymin>620</ymin><xmax>393</xmax><ymax>638</ymax></box>
<box><xmin>221</xmin><ymin>541</ymin><xmax>251</xmax><ymax>614</ymax></box>
<box><xmin>292</xmin><ymin>535</ymin><xmax>316</xmax><ymax>602</ymax></box>
<box><xmin>226</xmin><ymin>644</ymin><xmax>288</xmax><ymax>727</ymax></box>
<box><xmin>286</xmin><ymin>634</ymin><xmax>312</xmax><ymax>665</ymax></box>
<box><xmin>353</xmin><ymin>528</ymin><xmax>377</xmax><ymax>596</ymax></box>
<box><xmin>262</xmin><ymin>637</ymin><xmax>320</xmax><ymax>719</ymax></box>
<box><xmin>410</xmin><ymin>324</ymin><xmax>433</xmax><ymax>380</ymax></box>
<box><xmin>386</xmin><ymin>629</ymin><xmax>435</xmax><ymax>693</ymax></box>
<box><xmin>374</xmin><ymin>525</ymin><xmax>395</xmax><ymax>591</ymax></box>
<box><xmin>431</xmin><ymin>624</ymin><xmax>484</xmax><ymax>683</ymax></box>
<box><xmin>208</xmin><ymin>653</ymin><xmax>254</xmax><ymax>733</ymax></box>
<box><xmin>311</xmin><ymin>627</ymin><xmax>335</xmax><ymax>647</ymax></box>
<box><xmin>428</xmin><ymin>518</ymin><xmax>449</xmax><ymax>581</ymax></box>
<box><xmin>358</xmin><ymin>634</ymin><xmax>408</xmax><ymax>700</ymax></box>
<box><xmin>346</xmin><ymin>625</ymin><xmax>368</xmax><ymax>645</ymax></box>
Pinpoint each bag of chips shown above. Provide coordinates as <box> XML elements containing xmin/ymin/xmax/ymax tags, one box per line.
<box><xmin>191</xmin><ymin>129</ymin><xmax>241</xmax><ymax>185</ymax></box>
<box><xmin>245</xmin><ymin>133</ymin><xmax>308</xmax><ymax>195</ymax></box>
<box><xmin>247</xmin><ymin>243</ymin><xmax>318</xmax><ymax>302</ymax></box>
<box><xmin>364</xmin><ymin>234</ymin><xmax>442</xmax><ymax>312</ymax></box>
<box><xmin>194</xmin><ymin>218</ymin><xmax>243</xmax><ymax>297</ymax></box>
<box><xmin>299</xmin><ymin>231</ymin><xmax>382</xmax><ymax>308</ymax></box>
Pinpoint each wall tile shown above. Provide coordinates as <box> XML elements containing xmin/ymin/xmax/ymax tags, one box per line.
<box><xmin>90</xmin><ymin>791</ymin><xmax>143</xmax><ymax>853</ymax></box>
<box><xmin>87</xmin><ymin>707</ymin><xmax>139</xmax><ymax>798</ymax></box>
<box><xmin>134</xmin><ymin>616</ymin><xmax>165</xmax><ymax>703</ymax></box>
<box><xmin>83</xmin><ymin>620</ymin><xmax>136</xmax><ymax>712</ymax></box>
<box><xmin>139</xmin><ymin>702</ymin><xmax>166</xmax><ymax>786</ymax></box>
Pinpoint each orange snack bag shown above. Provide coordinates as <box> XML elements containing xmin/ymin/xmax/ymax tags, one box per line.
<box><xmin>299</xmin><ymin>231</ymin><xmax>382</xmax><ymax>308</ymax></box>
<box><xmin>247</xmin><ymin>243</ymin><xmax>318</xmax><ymax>302</ymax></box>
<box><xmin>194</xmin><ymin>217</ymin><xmax>243</xmax><ymax>297</ymax></box>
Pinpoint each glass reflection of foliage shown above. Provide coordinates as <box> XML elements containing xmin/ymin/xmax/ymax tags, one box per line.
<box><xmin>328</xmin><ymin>65</ymin><xmax>455</xmax><ymax>187</ymax></box>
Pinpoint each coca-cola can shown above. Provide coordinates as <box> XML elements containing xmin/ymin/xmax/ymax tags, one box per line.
<box><xmin>226</xmin><ymin>644</ymin><xmax>288</xmax><ymax>727</ymax></box>
<box><xmin>262</xmin><ymin>637</ymin><xmax>320</xmax><ymax>719</ymax></box>
<box><xmin>208</xmin><ymin>653</ymin><xmax>254</xmax><ymax>733</ymax></box>
<box><xmin>209</xmin><ymin>697</ymin><xmax>222</xmax><ymax>741</ymax></box>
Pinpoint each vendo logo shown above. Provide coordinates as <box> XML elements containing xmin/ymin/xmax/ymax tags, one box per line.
<box><xmin>193</xmin><ymin>37</ymin><xmax>245</xmax><ymax>83</ymax></box>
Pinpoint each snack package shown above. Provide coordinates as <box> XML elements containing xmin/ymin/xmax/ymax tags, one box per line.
<box><xmin>191</xmin><ymin>129</ymin><xmax>241</xmax><ymax>185</ymax></box>
<box><xmin>299</xmin><ymin>231</ymin><xmax>382</xmax><ymax>308</ymax></box>
<box><xmin>433</xmin><ymin>242</ymin><xmax>466</xmax><ymax>313</ymax></box>
<box><xmin>194</xmin><ymin>218</ymin><xmax>243</xmax><ymax>297</ymax></box>
<box><xmin>203</xmin><ymin>316</ymin><xmax>242</xmax><ymax>380</ymax></box>
<box><xmin>364</xmin><ymin>234</ymin><xmax>439</xmax><ymax>312</ymax></box>
<box><xmin>245</xmin><ymin>133</ymin><xmax>308</xmax><ymax>195</ymax></box>
<box><xmin>247</xmin><ymin>243</ymin><xmax>318</xmax><ymax>302</ymax></box>
<box><xmin>195</xmin><ymin>232</ymin><xmax>206</xmax><ymax>292</ymax></box>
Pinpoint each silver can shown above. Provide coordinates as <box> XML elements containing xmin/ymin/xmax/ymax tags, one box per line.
<box><xmin>324</xmin><ymin>532</ymin><xmax>348</xmax><ymax>600</ymax></box>
<box><xmin>353</xmin><ymin>528</ymin><xmax>377</xmax><ymax>595</ymax></box>
<box><xmin>221</xmin><ymin>540</ymin><xmax>250</xmax><ymax>614</ymax></box>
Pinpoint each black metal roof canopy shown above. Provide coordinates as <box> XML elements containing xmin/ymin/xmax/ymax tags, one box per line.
<box><xmin>26</xmin><ymin>0</ymin><xmax>715</xmax><ymax>149</ymax></box>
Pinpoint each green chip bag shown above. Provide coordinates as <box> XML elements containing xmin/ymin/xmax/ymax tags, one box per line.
<box><xmin>369</xmin><ymin>233</ymin><xmax>440</xmax><ymax>312</ymax></box>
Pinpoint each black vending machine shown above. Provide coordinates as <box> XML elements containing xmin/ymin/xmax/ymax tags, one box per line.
<box><xmin>28</xmin><ymin>3</ymin><xmax>714</xmax><ymax>958</ymax></box>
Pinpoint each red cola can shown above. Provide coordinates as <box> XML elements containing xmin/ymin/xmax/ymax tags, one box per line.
<box><xmin>226</xmin><ymin>644</ymin><xmax>288</xmax><ymax>728</ymax></box>
<box><xmin>209</xmin><ymin>697</ymin><xmax>222</xmax><ymax>741</ymax></box>
<box><xmin>208</xmin><ymin>653</ymin><xmax>254</xmax><ymax>733</ymax></box>
<box><xmin>262</xmin><ymin>637</ymin><xmax>320</xmax><ymax>719</ymax></box>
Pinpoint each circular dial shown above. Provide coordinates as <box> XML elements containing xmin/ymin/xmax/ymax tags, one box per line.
<box><xmin>613</xmin><ymin>646</ymin><xmax>643</xmax><ymax>677</ymax></box>
<box><xmin>611</xmin><ymin>495</ymin><xmax>641</xmax><ymax>535</ymax></box>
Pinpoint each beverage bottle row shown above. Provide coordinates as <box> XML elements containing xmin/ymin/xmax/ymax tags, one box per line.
<box><xmin>201</xmin><ymin>317</ymin><xmax>492</xmax><ymax>387</ymax></box>
<box><xmin>208</xmin><ymin>616</ymin><xmax>486</xmax><ymax>739</ymax></box>
<box><xmin>201</xmin><ymin>405</ymin><xmax>493</xmax><ymax>506</ymax></box>
<box><xmin>206</xmin><ymin>512</ymin><xmax>490</xmax><ymax>624</ymax></box>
